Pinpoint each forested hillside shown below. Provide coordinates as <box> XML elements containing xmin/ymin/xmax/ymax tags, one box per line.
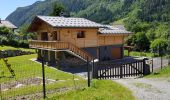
<box><xmin>6</xmin><ymin>0</ymin><xmax>170</xmax><ymax>27</ymax></box>
<box><xmin>6</xmin><ymin>0</ymin><xmax>129</xmax><ymax>26</ymax></box>
<box><xmin>7</xmin><ymin>0</ymin><xmax>169</xmax><ymax>26</ymax></box>
<box><xmin>6</xmin><ymin>0</ymin><xmax>170</xmax><ymax>52</ymax></box>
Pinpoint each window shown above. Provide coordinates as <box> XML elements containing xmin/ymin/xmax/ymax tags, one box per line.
<box><xmin>77</xmin><ymin>31</ymin><xmax>85</xmax><ymax>38</ymax></box>
<box><xmin>41</xmin><ymin>32</ymin><xmax>48</xmax><ymax>41</ymax></box>
<box><xmin>53</xmin><ymin>31</ymin><xmax>58</xmax><ymax>41</ymax></box>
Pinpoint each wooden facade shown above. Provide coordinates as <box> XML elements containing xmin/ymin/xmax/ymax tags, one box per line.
<box><xmin>35</xmin><ymin>26</ymin><xmax>126</xmax><ymax>48</ymax></box>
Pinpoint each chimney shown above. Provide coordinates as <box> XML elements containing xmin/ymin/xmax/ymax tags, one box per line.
<box><xmin>59</xmin><ymin>12</ymin><xmax>70</xmax><ymax>17</ymax></box>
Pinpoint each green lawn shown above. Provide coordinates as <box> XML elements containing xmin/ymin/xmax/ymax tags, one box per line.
<box><xmin>0</xmin><ymin>54</ymin><xmax>134</xmax><ymax>99</ymax></box>
<box><xmin>47</xmin><ymin>80</ymin><xmax>135</xmax><ymax>100</ymax></box>
<box><xmin>124</xmin><ymin>50</ymin><xmax>159</xmax><ymax>57</ymax></box>
<box><xmin>146</xmin><ymin>66</ymin><xmax>170</xmax><ymax>78</ymax></box>
<box><xmin>0</xmin><ymin>45</ymin><xmax>35</xmax><ymax>52</ymax></box>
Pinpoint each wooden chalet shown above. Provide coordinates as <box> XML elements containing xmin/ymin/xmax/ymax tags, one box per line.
<box><xmin>28</xmin><ymin>16</ymin><xmax>132</xmax><ymax>64</ymax></box>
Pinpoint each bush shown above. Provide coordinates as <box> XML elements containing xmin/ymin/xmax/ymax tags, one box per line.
<box><xmin>150</xmin><ymin>39</ymin><xmax>168</xmax><ymax>55</ymax></box>
<box><xmin>0</xmin><ymin>36</ymin><xmax>8</xmax><ymax>45</ymax></box>
<box><xmin>8</xmin><ymin>39</ymin><xmax>19</xmax><ymax>47</ymax></box>
<box><xmin>18</xmin><ymin>41</ymin><xmax>29</xmax><ymax>48</ymax></box>
<box><xmin>0</xmin><ymin>36</ymin><xmax>29</xmax><ymax>48</ymax></box>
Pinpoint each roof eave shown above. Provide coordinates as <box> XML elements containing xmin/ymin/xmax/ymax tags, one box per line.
<box><xmin>53</xmin><ymin>26</ymin><xmax>104</xmax><ymax>29</ymax></box>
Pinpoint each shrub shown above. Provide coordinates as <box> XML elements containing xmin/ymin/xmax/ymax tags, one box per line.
<box><xmin>150</xmin><ymin>38</ymin><xmax>168</xmax><ymax>55</ymax></box>
<box><xmin>0</xmin><ymin>36</ymin><xmax>29</xmax><ymax>48</ymax></box>
<box><xmin>8</xmin><ymin>39</ymin><xmax>19</xmax><ymax>47</ymax></box>
<box><xmin>0</xmin><ymin>36</ymin><xmax>8</xmax><ymax>45</ymax></box>
<box><xmin>133</xmin><ymin>32</ymin><xmax>150</xmax><ymax>51</ymax></box>
<box><xmin>18</xmin><ymin>40</ymin><xmax>29</xmax><ymax>48</ymax></box>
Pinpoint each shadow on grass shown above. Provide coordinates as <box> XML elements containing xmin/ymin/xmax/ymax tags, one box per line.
<box><xmin>0</xmin><ymin>76</ymin><xmax>15</xmax><ymax>79</ymax></box>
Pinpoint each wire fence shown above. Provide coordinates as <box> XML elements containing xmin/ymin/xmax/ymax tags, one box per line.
<box><xmin>0</xmin><ymin>57</ymin><xmax>87</xmax><ymax>99</ymax></box>
<box><xmin>147</xmin><ymin>56</ymin><xmax>170</xmax><ymax>72</ymax></box>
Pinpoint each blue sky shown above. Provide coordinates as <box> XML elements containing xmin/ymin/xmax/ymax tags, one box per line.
<box><xmin>0</xmin><ymin>0</ymin><xmax>44</xmax><ymax>19</ymax></box>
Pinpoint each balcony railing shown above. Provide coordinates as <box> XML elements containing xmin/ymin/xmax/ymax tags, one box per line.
<box><xmin>29</xmin><ymin>40</ymin><xmax>94</xmax><ymax>61</ymax></box>
<box><xmin>29</xmin><ymin>40</ymin><xmax>69</xmax><ymax>50</ymax></box>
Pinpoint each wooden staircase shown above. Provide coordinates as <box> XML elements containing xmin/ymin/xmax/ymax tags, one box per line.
<box><xmin>0</xmin><ymin>51</ymin><xmax>15</xmax><ymax>77</ymax></box>
<box><xmin>29</xmin><ymin>40</ymin><xmax>95</xmax><ymax>62</ymax></box>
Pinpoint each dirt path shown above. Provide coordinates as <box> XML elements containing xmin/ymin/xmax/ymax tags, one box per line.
<box><xmin>114</xmin><ymin>77</ymin><xmax>170</xmax><ymax>100</ymax></box>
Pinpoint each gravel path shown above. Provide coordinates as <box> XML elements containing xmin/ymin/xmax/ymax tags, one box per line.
<box><xmin>114</xmin><ymin>77</ymin><xmax>170</xmax><ymax>100</ymax></box>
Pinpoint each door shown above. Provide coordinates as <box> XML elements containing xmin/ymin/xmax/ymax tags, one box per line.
<box><xmin>112</xmin><ymin>47</ymin><xmax>121</xmax><ymax>59</ymax></box>
<box><xmin>76</xmin><ymin>31</ymin><xmax>85</xmax><ymax>48</ymax></box>
<box><xmin>41</xmin><ymin>32</ymin><xmax>48</xmax><ymax>41</ymax></box>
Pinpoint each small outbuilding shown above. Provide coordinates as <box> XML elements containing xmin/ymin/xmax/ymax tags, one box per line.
<box><xmin>0</xmin><ymin>19</ymin><xmax>17</xmax><ymax>30</ymax></box>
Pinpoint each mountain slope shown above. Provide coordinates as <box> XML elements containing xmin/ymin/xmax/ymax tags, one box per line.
<box><xmin>6</xmin><ymin>0</ymin><xmax>56</xmax><ymax>27</ymax></box>
<box><xmin>6</xmin><ymin>0</ymin><xmax>169</xmax><ymax>28</ymax></box>
<box><xmin>6</xmin><ymin>0</ymin><xmax>131</xmax><ymax>27</ymax></box>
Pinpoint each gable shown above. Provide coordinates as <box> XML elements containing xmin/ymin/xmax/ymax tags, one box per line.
<box><xmin>28</xmin><ymin>16</ymin><xmax>53</xmax><ymax>32</ymax></box>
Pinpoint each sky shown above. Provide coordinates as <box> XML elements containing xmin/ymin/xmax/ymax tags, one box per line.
<box><xmin>0</xmin><ymin>0</ymin><xmax>44</xmax><ymax>20</ymax></box>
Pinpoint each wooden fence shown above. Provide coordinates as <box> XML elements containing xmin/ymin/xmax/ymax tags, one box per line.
<box><xmin>93</xmin><ymin>59</ymin><xmax>147</xmax><ymax>79</ymax></box>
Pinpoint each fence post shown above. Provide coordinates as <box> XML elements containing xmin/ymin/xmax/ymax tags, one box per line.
<box><xmin>41</xmin><ymin>55</ymin><xmax>46</xmax><ymax>99</ymax></box>
<box><xmin>143</xmin><ymin>58</ymin><xmax>148</xmax><ymax>75</ymax></box>
<box><xmin>92</xmin><ymin>59</ymin><xmax>94</xmax><ymax>79</ymax></box>
<box><xmin>152</xmin><ymin>57</ymin><xmax>153</xmax><ymax>73</ymax></box>
<box><xmin>93</xmin><ymin>62</ymin><xmax>98</xmax><ymax>79</ymax></box>
<box><xmin>0</xmin><ymin>84</ymin><xmax>2</xmax><ymax>100</ymax></box>
<box><xmin>168</xmin><ymin>55</ymin><xmax>170</xmax><ymax>65</ymax></box>
<box><xmin>161</xmin><ymin>56</ymin><xmax>163</xmax><ymax>69</ymax></box>
<box><xmin>120</xmin><ymin>64</ymin><xmax>123</xmax><ymax>78</ymax></box>
<box><xmin>87</xmin><ymin>57</ymin><xmax>90</xmax><ymax>87</ymax></box>
<box><xmin>92</xmin><ymin>59</ymin><xmax>97</xmax><ymax>79</ymax></box>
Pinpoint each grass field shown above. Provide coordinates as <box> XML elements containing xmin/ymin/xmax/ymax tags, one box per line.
<box><xmin>124</xmin><ymin>50</ymin><xmax>159</xmax><ymax>57</ymax></box>
<box><xmin>47</xmin><ymin>80</ymin><xmax>135</xmax><ymax>100</ymax></box>
<box><xmin>0</xmin><ymin>54</ymin><xmax>134</xmax><ymax>99</ymax></box>
<box><xmin>0</xmin><ymin>45</ymin><xmax>35</xmax><ymax>52</ymax></box>
<box><xmin>146</xmin><ymin>66</ymin><xmax>170</xmax><ymax>78</ymax></box>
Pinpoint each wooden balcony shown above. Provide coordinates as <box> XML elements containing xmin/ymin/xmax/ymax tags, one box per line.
<box><xmin>29</xmin><ymin>40</ymin><xmax>69</xmax><ymax>50</ymax></box>
<box><xmin>29</xmin><ymin>40</ymin><xmax>94</xmax><ymax>61</ymax></box>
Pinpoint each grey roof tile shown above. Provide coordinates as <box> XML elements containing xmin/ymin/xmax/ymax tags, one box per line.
<box><xmin>37</xmin><ymin>16</ymin><xmax>104</xmax><ymax>28</ymax></box>
<box><xmin>0</xmin><ymin>20</ymin><xmax>17</xmax><ymax>29</ymax></box>
<box><xmin>99</xmin><ymin>25</ymin><xmax>132</xmax><ymax>34</ymax></box>
<box><xmin>34</xmin><ymin>16</ymin><xmax>132</xmax><ymax>34</ymax></box>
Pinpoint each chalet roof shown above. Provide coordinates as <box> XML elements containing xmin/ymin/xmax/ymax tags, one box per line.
<box><xmin>99</xmin><ymin>25</ymin><xmax>132</xmax><ymax>34</ymax></box>
<box><xmin>37</xmin><ymin>16</ymin><xmax>104</xmax><ymax>28</ymax></box>
<box><xmin>28</xmin><ymin>16</ymin><xmax>132</xmax><ymax>34</ymax></box>
<box><xmin>0</xmin><ymin>20</ymin><xmax>17</xmax><ymax>29</ymax></box>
